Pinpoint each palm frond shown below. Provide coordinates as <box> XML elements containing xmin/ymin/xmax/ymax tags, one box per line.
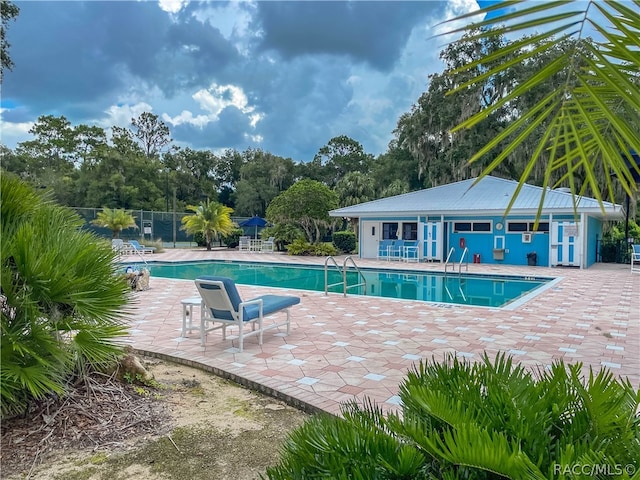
<box><xmin>443</xmin><ymin>0</ymin><xmax>640</xmax><ymax>207</ymax></box>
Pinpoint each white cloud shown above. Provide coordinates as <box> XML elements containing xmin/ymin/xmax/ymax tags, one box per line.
<box><xmin>158</xmin><ymin>0</ymin><xmax>188</xmax><ymax>14</ymax></box>
<box><xmin>0</xmin><ymin>112</ymin><xmax>34</xmax><ymax>146</ymax></box>
<box><xmin>246</xmin><ymin>133</ymin><xmax>263</xmax><ymax>143</ymax></box>
<box><xmin>100</xmin><ymin>102</ymin><xmax>154</xmax><ymax>130</ymax></box>
<box><xmin>192</xmin><ymin>1</ymin><xmax>257</xmax><ymax>56</ymax></box>
<box><xmin>161</xmin><ymin>110</ymin><xmax>210</xmax><ymax>128</ymax></box>
<box><xmin>437</xmin><ymin>0</ymin><xmax>479</xmax><ymax>37</ymax></box>
<box><xmin>195</xmin><ymin>84</ymin><xmax>254</xmax><ymax>117</ymax></box>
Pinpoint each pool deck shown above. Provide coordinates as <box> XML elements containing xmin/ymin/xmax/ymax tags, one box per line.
<box><xmin>122</xmin><ymin>248</ymin><xmax>639</xmax><ymax>416</ymax></box>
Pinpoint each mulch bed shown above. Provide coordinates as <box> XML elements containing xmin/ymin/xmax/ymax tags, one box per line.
<box><xmin>1</xmin><ymin>372</ymin><xmax>170</xmax><ymax>478</ymax></box>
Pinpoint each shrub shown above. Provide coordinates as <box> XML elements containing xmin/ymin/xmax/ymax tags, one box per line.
<box><xmin>1</xmin><ymin>175</ymin><xmax>130</xmax><ymax>417</ymax></box>
<box><xmin>266</xmin><ymin>353</ymin><xmax>640</xmax><ymax>479</ymax></box>
<box><xmin>221</xmin><ymin>228</ymin><xmax>244</xmax><ymax>248</ymax></box>
<box><xmin>193</xmin><ymin>231</ymin><xmax>206</xmax><ymax>247</ymax></box>
<box><xmin>286</xmin><ymin>240</ymin><xmax>339</xmax><ymax>256</ymax></box>
<box><xmin>261</xmin><ymin>224</ymin><xmax>305</xmax><ymax>252</ymax></box>
<box><xmin>332</xmin><ymin>230</ymin><xmax>356</xmax><ymax>253</ymax></box>
<box><xmin>312</xmin><ymin>242</ymin><xmax>338</xmax><ymax>256</ymax></box>
<box><xmin>286</xmin><ymin>238</ymin><xmax>313</xmax><ymax>256</ymax></box>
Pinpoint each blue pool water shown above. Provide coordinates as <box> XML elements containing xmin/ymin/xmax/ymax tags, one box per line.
<box><xmin>143</xmin><ymin>260</ymin><xmax>552</xmax><ymax>308</ymax></box>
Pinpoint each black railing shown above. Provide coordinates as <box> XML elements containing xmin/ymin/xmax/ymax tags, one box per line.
<box><xmin>597</xmin><ymin>239</ymin><xmax>633</xmax><ymax>264</ymax></box>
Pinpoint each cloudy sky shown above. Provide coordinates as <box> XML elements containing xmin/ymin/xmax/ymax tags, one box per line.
<box><xmin>1</xmin><ymin>0</ymin><xmax>485</xmax><ymax>162</ymax></box>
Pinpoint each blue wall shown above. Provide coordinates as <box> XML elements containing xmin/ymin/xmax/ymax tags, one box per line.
<box><xmin>360</xmin><ymin>213</ymin><xmax>602</xmax><ymax>268</ymax></box>
<box><xmin>444</xmin><ymin>215</ymin><xmax>550</xmax><ymax>266</ymax></box>
<box><xmin>586</xmin><ymin>216</ymin><xmax>601</xmax><ymax>267</ymax></box>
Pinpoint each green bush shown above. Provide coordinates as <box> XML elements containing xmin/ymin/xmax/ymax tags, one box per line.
<box><xmin>312</xmin><ymin>242</ymin><xmax>338</xmax><ymax>256</ymax></box>
<box><xmin>332</xmin><ymin>230</ymin><xmax>356</xmax><ymax>253</ymax></box>
<box><xmin>266</xmin><ymin>353</ymin><xmax>640</xmax><ymax>479</ymax></box>
<box><xmin>286</xmin><ymin>240</ymin><xmax>338</xmax><ymax>256</ymax></box>
<box><xmin>193</xmin><ymin>231</ymin><xmax>206</xmax><ymax>247</ymax></box>
<box><xmin>1</xmin><ymin>175</ymin><xmax>130</xmax><ymax>417</ymax></box>
<box><xmin>286</xmin><ymin>238</ymin><xmax>313</xmax><ymax>255</ymax></box>
<box><xmin>221</xmin><ymin>228</ymin><xmax>244</xmax><ymax>248</ymax></box>
<box><xmin>261</xmin><ymin>224</ymin><xmax>305</xmax><ymax>252</ymax></box>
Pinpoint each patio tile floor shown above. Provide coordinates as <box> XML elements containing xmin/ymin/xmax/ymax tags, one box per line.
<box><xmin>122</xmin><ymin>248</ymin><xmax>639</xmax><ymax>416</ymax></box>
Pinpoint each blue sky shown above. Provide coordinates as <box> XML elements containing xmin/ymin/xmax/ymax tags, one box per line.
<box><xmin>1</xmin><ymin>0</ymin><xmax>484</xmax><ymax>162</ymax></box>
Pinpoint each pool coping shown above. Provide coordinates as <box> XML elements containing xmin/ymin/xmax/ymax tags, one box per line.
<box><xmin>138</xmin><ymin>258</ymin><xmax>559</xmax><ymax>310</ymax></box>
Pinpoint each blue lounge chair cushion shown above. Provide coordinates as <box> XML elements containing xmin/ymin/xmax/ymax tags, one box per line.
<box><xmin>128</xmin><ymin>240</ymin><xmax>156</xmax><ymax>252</ymax></box>
<box><xmin>242</xmin><ymin>294</ymin><xmax>300</xmax><ymax>320</ymax></box>
<box><xmin>197</xmin><ymin>276</ymin><xmax>300</xmax><ymax>321</ymax></box>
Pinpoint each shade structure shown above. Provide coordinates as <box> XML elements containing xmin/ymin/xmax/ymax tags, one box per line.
<box><xmin>239</xmin><ymin>216</ymin><xmax>268</xmax><ymax>238</ymax></box>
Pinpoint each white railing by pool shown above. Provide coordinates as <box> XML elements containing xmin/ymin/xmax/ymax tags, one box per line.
<box><xmin>324</xmin><ymin>256</ymin><xmax>367</xmax><ymax>297</ymax></box>
<box><xmin>444</xmin><ymin>247</ymin><xmax>456</xmax><ymax>275</ymax></box>
<box><xmin>444</xmin><ymin>247</ymin><xmax>469</xmax><ymax>276</ymax></box>
<box><xmin>458</xmin><ymin>247</ymin><xmax>469</xmax><ymax>274</ymax></box>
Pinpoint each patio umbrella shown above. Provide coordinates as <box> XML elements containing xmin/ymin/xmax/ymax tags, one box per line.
<box><xmin>239</xmin><ymin>216</ymin><xmax>268</xmax><ymax>238</ymax></box>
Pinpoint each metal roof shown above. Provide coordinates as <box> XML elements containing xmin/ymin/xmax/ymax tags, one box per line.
<box><xmin>330</xmin><ymin>176</ymin><xmax>623</xmax><ymax>219</ymax></box>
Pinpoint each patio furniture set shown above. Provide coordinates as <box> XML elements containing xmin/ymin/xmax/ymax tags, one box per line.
<box><xmin>238</xmin><ymin>236</ymin><xmax>275</xmax><ymax>253</ymax></box>
<box><xmin>377</xmin><ymin>239</ymin><xmax>419</xmax><ymax>262</ymax></box>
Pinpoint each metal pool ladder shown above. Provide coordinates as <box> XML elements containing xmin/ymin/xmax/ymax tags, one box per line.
<box><xmin>324</xmin><ymin>256</ymin><xmax>367</xmax><ymax>297</ymax></box>
<box><xmin>444</xmin><ymin>247</ymin><xmax>468</xmax><ymax>276</ymax></box>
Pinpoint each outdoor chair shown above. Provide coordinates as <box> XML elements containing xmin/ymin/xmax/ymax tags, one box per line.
<box><xmin>238</xmin><ymin>236</ymin><xmax>251</xmax><ymax>252</ymax></box>
<box><xmin>261</xmin><ymin>236</ymin><xmax>275</xmax><ymax>253</ymax></box>
<box><xmin>112</xmin><ymin>238</ymin><xmax>125</xmax><ymax>253</ymax></box>
<box><xmin>632</xmin><ymin>244</ymin><xmax>640</xmax><ymax>274</ymax></box>
<box><xmin>403</xmin><ymin>240</ymin><xmax>419</xmax><ymax>262</ymax></box>
<box><xmin>389</xmin><ymin>240</ymin><xmax>404</xmax><ymax>261</ymax></box>
<box><xmin>128</xmin><ymin>239</ymin><xmax>156</xmax><ymax>254</ymax></box>
<box><xmin>195</xmin><ymin>276</ymin><xmax>300</xmax><ymax>351</ymax></box>
<box><xmin>377</xmin><ymin>239</ymin><xmax>393</xmax><ymax>260</ymax></box>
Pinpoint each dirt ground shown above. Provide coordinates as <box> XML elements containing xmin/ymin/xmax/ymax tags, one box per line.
<box><xmin>1</xmin><ymin>356</ymin><xmax>312</xmax><ymax>480</ymax></box>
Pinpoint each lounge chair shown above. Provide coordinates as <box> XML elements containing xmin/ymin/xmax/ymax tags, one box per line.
<box><xmin>195</xmin><ymin>276</ymin><xmax>300</xmax><ymax>351</ymax></box>
<box><xmin>128</xmin><ymin>239</ymin><xmax>156</xmax><ymax>254</ymax></box>
<box><xmin>632</xmin><ymin>244</ymin><xmax>640</xmax><ymax>274</ymax></box>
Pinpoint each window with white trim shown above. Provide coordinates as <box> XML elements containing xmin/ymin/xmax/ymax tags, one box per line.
<box><xmin>507</xmin><ymin>221</ymin><xmax>549</xmax><ymax>233</ymax></box>
<box><xmin>402</xmin><ymin>223</ymin><xmax>418</xmax><ymax>240</ymax></box>
<box><xmin>382</xmin><ymin>222</ymin><xmax>399</xmax><ymax>240</ymax></box>
<box><xmin>453</xmin><ymin>221</ymin><xmax>492</xmax><ymax>233</ymax></box>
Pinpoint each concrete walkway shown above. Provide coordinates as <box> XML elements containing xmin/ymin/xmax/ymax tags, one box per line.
<box><xmin>122</xmin><ymin>248</ymin><xmax>639</xmax><ymax>416</ymax></box>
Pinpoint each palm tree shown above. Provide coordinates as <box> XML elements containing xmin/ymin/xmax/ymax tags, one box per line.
<box><xmin>445</xmin><ymin>1</ymin><xmax>640</xmax><ymax>212</ymax></box>
<box><xmin>180</xmin><ymin>200</ymin><xmax>235</xmax><ymax>251</ymax></box>
<box><xmin>1</xmin><ymin>175</ymin><xmax>130</xmax><ymax>417</ymax></box>
<box><xmin>91</xmin><ymin>207</ymin><xmax>138</xmax><ymax>239</ymax></box>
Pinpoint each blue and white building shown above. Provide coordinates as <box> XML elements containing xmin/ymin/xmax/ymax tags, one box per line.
<box><xmin>330</xmin><ymin>176</ymin><xmax>623</xmax><ymax>268</ymax></box>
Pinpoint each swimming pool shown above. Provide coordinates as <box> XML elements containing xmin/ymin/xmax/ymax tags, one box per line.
<box><xmin>144</xmin><ymin>260</ymin><xmax>554</xmax><ymax>308</ymax></box>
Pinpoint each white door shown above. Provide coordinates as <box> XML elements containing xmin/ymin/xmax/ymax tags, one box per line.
<box><xmin>551</xmin><ymin>221</ymin><xmax>581</xmax><ymax>266</ymax></box>
<box><xmin>423</xmin><ymin>222</ymin><xmax>442</xmax><ymax>261</ymax></box>
<box><xmin>360</xmin><ymin>221</ymin><xmax>379</xmax><ymax>259</ymax></box>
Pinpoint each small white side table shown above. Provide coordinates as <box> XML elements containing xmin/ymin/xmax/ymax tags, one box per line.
<box><xmin>181</xmin><ymin>297</ymin><xmax>203</xmax><ymax>337</ymax></box>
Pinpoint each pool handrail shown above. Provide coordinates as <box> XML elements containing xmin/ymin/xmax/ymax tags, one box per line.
<box><xmin>458</xmin><ymin>247</ymin><xmax>469</xmax><ymax>275</ymax></box>
<box><xmin>343</xmin><ymin>256</ymin><xmax>366</xmax><ymax>296</ymax></box>
<box><xmin>324</xmin><ymin>256</ymin><xmax>367</xmax><ymax>297</ymax></box>
<box><xmin>444</xmin><ymin>247</ymin><xmax>456</xmax><ymax>275</ymax></box>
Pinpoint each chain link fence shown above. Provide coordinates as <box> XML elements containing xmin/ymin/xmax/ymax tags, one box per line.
<box><xmin>74</xmin><ymin>207</ymin><xmax>255</xmax><ymax>246</ymax></box>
